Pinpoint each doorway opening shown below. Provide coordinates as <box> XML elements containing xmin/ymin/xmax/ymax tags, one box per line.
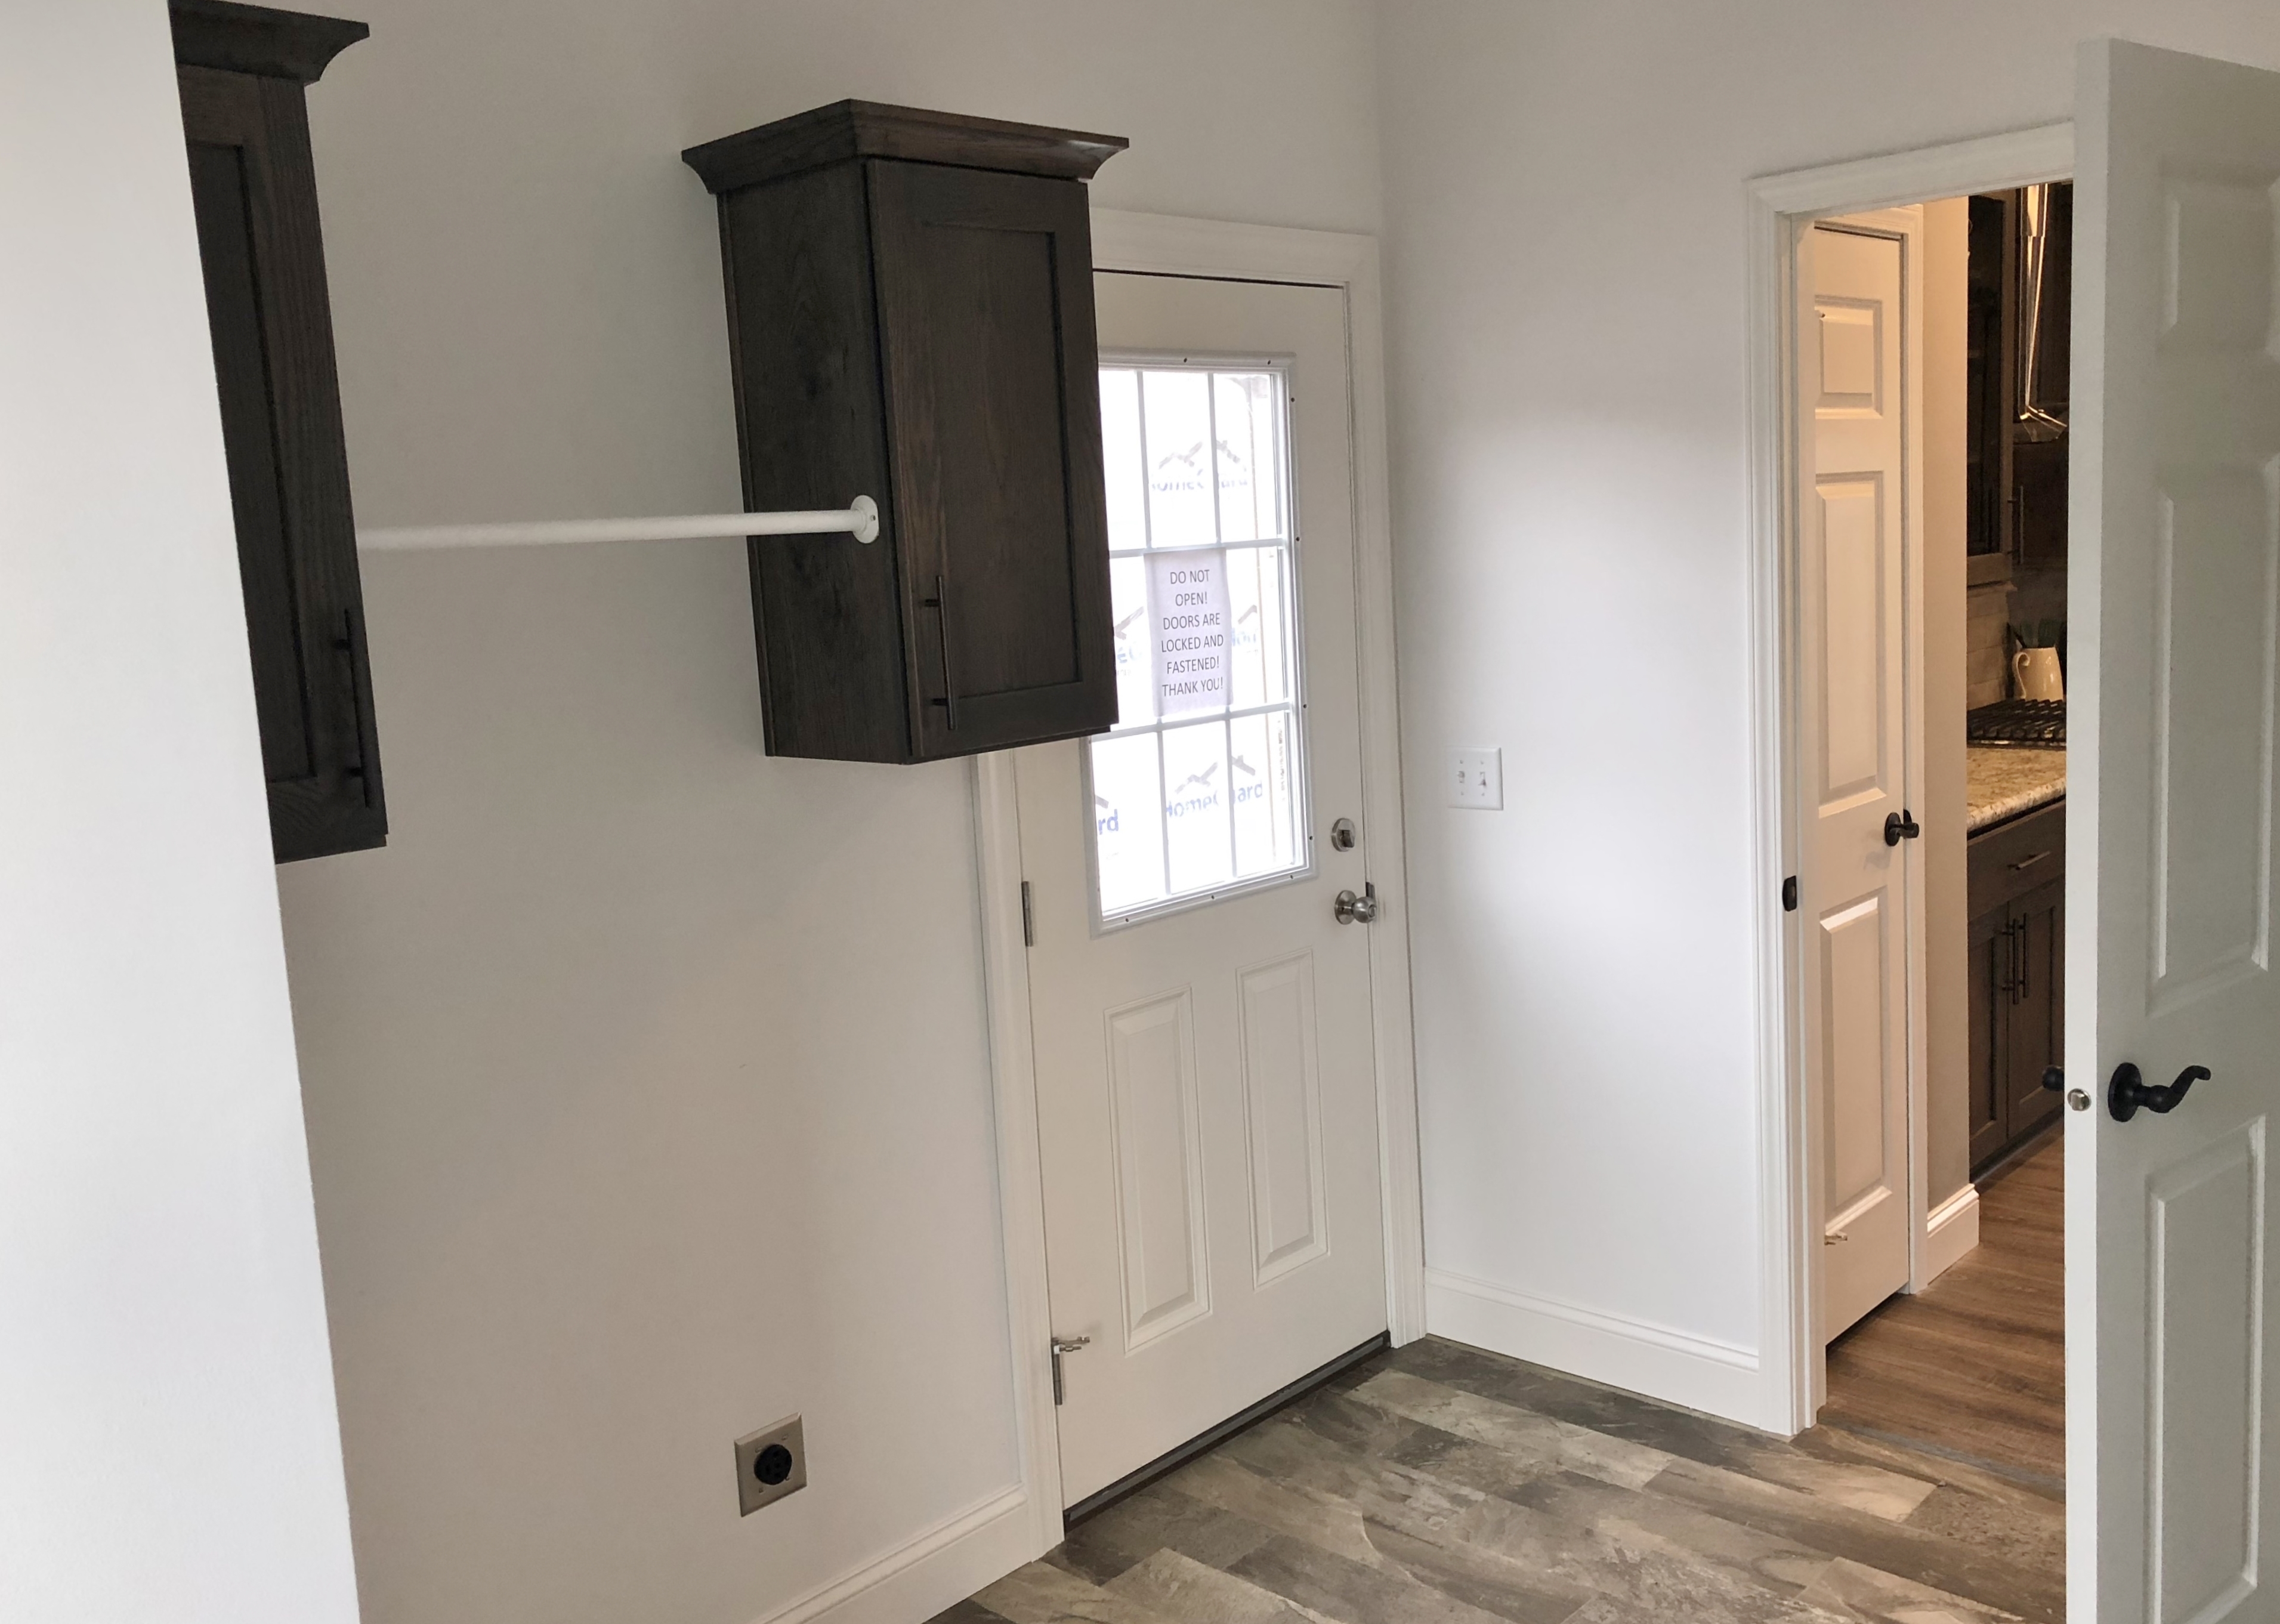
<box><xmin>1754</xmin><ymin>127</ymin><xmax>2078</xmax><ymax>1598</ymax></box>
<box><xmin>1812</xmin><ymin>180</ymin><xmax>2073</xmax><ymax>1497</ymax></box>
<box><xmin>1758</xmin><ymin>51</ymin><xmax>2280</xmax><ymax>1616</ymax></box>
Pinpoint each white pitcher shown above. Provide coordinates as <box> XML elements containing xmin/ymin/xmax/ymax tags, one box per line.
<box><xmin>2013</xmin><ymin>646</ymin><xmax>2065</xmax><ymax>701</ymax></box>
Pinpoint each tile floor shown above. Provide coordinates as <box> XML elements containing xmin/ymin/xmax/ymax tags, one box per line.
<box><xmin>929</xmin><ymin>1336</ymin><xmax>2062</xmax><ymax>1624</ymax></box>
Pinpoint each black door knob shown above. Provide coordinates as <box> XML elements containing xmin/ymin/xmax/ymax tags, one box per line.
<box><xmin>1884</xmin><ymin>810</ymin><xmax>1921</xmax><ymax>846</ymax></box>
<box><xmin>2042</xmin><ymin>1066</ymin><xmax>2064</xmax><ymax>1092</ymax></box>
<box><xmin>2108</xmin><ymin>1062</ymin><xmax>2211</xmax><ymax>1123</ymax></box>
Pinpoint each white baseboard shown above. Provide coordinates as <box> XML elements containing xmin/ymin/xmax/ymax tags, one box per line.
<box><xmin>1425</xmin><ymin>1267</ymin><xmax>1763</xmax><ymax>1425</ymax></box>
<box><xmin>1919</xmin><ymin>1185</ymin><xmax>1981</xmax><ymax>1286</ymax></box>
<box><xmin>755</xmin><ymin>1484</ymin><xmax>1038</xmax><ymax>1624</ymax></box>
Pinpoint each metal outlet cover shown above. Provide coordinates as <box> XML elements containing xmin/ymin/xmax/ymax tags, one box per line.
<box><xmin>734</xmin><ymin>1414</ymin><xmax>807</xmax><ymax>1515</ymax></box>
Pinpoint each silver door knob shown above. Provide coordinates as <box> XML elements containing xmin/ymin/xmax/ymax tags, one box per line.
<box><xmin>1334</xmin><ymin>882</ymin><xmax>1379</xmax><ymax>925</ymax></box>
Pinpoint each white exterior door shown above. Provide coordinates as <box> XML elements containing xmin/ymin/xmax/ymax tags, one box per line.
<box><xmin>1800</xmin><ymin>215</ymin><xmax>1924</xmax><ymax>1342</ymax></box>
<box><xmin>2074</xmin><ymin>39</ymin><xmax>2280</xmax><ymax>1622</ymax></box>
<box><xmin>1017</xmin><ymin>271</ymin><xmax>1388</xmax><ymax>1509</ymax></box>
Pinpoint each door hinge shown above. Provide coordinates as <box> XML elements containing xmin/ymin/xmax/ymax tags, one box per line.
<box><xmin>1020</xmin><ymin>880</ymin><xmax>1034</xmax><ymax>947</ymax></box>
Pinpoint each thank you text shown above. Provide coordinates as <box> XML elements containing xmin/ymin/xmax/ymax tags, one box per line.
<box><xmin>1147</xmin><ymin>548</ymin><xmax>1230</xmax><ymax>717</ymax></box>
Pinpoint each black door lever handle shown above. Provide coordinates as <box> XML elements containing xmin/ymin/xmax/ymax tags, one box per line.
<box><xmin>1884</xmin><ymin>810</ymin><xmax>1921</xmax><ymax>846</ymax></box>
<box><xmin>2109</xmin><ymin>1063</ymin><xmax>2211</xmax><ymax>1123</ymax></box>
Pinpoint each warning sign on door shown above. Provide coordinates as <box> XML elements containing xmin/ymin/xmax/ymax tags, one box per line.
<box><xmin>1148</xmin><ymin>548</ymin><xmax>1229</xmax><ymax>717</ymax></box>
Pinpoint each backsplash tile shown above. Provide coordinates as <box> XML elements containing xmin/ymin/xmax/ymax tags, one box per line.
<box><xmin>1967</xmin><ymin>581</ymin><xmax>2014</xmax><ymax>708</ymax></box>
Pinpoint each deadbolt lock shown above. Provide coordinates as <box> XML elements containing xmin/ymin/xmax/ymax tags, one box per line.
<box><xmin>1330</xmin><ymin>817</ymin><xmax>1357</xmax><ymax>851</ymax></box>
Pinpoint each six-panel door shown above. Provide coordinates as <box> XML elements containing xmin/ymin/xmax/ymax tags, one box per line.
<box><xmin>1802</xmin><ymin>220</ymin><xmax>1917</xmax><ymax>1342</ymax></box>
<box><xmin>2077</xmin><ymin>38</ymin><xmax>2280</xmax><ymax>1622</ymax></box>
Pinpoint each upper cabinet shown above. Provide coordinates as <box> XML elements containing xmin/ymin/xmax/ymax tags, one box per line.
<box><xmin>1965</xmin><ymin>183</ymin><xmax>2072</xmax><ymax>573</ymax></box>
<box><xmin>684</xmin><ymin>102</ymin><xmax>1127</xmax><ymax>762</ymax></box>
<box><xmin>173</xmin><ymin>0</ymin><xmax>385</xmax><ymax>862</ymax></box>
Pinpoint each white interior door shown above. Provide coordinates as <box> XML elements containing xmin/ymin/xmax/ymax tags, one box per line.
<box><xmin>1018</xmin><ymin>272</ymin><xmax>1388</xmax><ymax>1509</ymax></box>
<box><xmin>2074</xmin><ymin>38</ymin><xmax>2280</xmax><ymax>1622</ymax></box>
<box><xmin>1801</xmin><ymin>215</ymin><xmax>1924</xmax><ymax>1343</ymax></box>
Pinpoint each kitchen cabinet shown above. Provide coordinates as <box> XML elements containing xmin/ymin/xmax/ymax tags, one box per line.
<box><xmin>1967</xmin><ymin>799</ymin><xmax>2065</xmax><ymax>1172</ymax></box>
<box><xmin>174</xmin><ymin>0</ymin><xmax>385</xmax><ymax>862</ymax></box>
<box><xmin>1966</xmin><ymin>184</ymin><xmax>2071</xmax><ymax>572</ymax></box>
<box><xmin>682</xmin><ymin>102</ymin><xmax>1127</xmax><ymax>762</ymax></box>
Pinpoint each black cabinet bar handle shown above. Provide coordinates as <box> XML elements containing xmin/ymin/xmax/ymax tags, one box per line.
<box><xmin>923</xmin><ymin>573</ymin><xmax>957</xmax><ymax>730</ymax></box>
<box><xmin>333</xmin><ymin>607</ymin><xmax>374</xmax><ymax>801</ymax></box>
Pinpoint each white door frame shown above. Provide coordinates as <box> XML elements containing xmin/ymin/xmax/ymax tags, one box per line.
<box><xmin>971</xmin><ymin>208</ymin><xmax>1427</xmax><ymax>1551</ymax></box>
<box><xmin>1747</xmin><ymin>125</ymin><xmax>2075</xmax><ymax>1435</ymax></box>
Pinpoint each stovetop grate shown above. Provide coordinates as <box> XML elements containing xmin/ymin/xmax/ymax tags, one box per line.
<box><xmin>1967</xmin><ymin>698</ymin><xmax>2066</xmax><ymax>747</ymax></box>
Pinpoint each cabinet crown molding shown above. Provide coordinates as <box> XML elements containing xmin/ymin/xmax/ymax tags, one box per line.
<box><xmin>682</xmin><ymin>99</ymin><xmax>1127</xmax><ymax>195</ymax></box>
<box><xmin>169</xmin><ymin>0</ymin><xmax>366</xmax><ymax>84</ymax></box>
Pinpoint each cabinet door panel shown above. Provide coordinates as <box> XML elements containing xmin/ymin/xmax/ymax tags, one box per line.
<box><xmin>2004</xmin><ymin>881</ymin><xmax>2065</xmax><ymax>1140</ymax></box>
<box><xmin>869</xmin><ymin>160</ymin><xmax>1115</xmax><ymax>758</ymax></box>
<box><xmin>180</xmin><ymin>64</ymin><xmax>383</xmax><ymax>861</ymax></box>
<box><xmin>718</xmin><ymin>166</ymin><xmax>909</xmax><ymax>762</ymax></box>
<box><xmin>1968</xmin><ymin>903</ymin><xmax>2010</xmax><ymax>1170</ymax></box>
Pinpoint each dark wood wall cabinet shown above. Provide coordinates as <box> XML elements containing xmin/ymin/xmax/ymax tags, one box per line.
<box><xmin>174</xmin><ymin>0</ymin><xmax>384</xmax><ymax>862</ymax></box>
<box><xmin>684</xmin><ymin>102</ymin><xmax>1127</xmax><ymax>762</ymax></box>
<box><xmin>1966</xmin><ymin>800</ymin><xmax>2064</xmax><ymax>1173</ymax></box>
<box><xmin>1966</xmin><ymin>184</ymin><xmax>2072</xmax><ymax>570</ymax></box>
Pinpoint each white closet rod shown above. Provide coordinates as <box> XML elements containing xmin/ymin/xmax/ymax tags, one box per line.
<box><xmin>357</xmin><ymin>495</ymin><xmax>879</xmax><ymax>552</ymax></box>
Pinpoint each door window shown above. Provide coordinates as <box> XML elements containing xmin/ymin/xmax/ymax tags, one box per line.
<box><xmin>1089</xmin><ymin>360</ymin><xmax>1308</xmax><ymax>925</ymax></box>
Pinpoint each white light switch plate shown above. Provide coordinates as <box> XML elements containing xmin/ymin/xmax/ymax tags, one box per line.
<box><xmin>1448</xmin><ymin>748</ymin><xmax>1503</xmax><ymax>809</ymax></box>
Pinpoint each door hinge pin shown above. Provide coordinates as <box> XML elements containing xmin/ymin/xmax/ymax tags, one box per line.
<box><xmin>1020</xmin><ymin>879</ymin><xmax>1034</xmax><ymax>947</ymax></box>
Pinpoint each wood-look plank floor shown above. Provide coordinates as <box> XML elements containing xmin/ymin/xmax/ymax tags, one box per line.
<box><xmin>931</xmin><ymin>1331</ymin><xmax>2063</xmax><ymax>1624</ymax></box>
<box><xmin>1822</xmin><ymin>1136</ymin><xmax>2065</xmax><ymax>1490</ymax></box>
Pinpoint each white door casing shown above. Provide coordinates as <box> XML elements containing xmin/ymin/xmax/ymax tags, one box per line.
<box><xmin>2073</xmin><ymin>38</ymin><xmax>2280</xmax><ymax>1623</ymax></box>
<box><xmin>1799</xmin><ymin>214</ymin><xmax>1926</xmax><ymax>1344</ymax></box>
<box><xmin>1018</xmin><ymin>272</ymin><xmax>1388</xmax><ymax>1509</ymax></box>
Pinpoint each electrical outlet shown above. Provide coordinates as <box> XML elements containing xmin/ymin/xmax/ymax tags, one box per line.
<box><xmin>1448</xmin><ymin>748</ymin><xmax>1503</xmax><ymax>809</ymax></box>
<box><xmin>734</xmin><ymin>1415</ymin><xmax>807</xmax><ymax>1515</ymax></box>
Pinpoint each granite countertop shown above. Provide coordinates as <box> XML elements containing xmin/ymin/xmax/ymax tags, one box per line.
<box><xmin>1967</xmin><ymin>746</ymin><xmax>2066</xmax><ymax>832</ymax></box>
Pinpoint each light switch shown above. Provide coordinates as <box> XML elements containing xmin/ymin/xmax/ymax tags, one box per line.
<box><xmin>1449</xmin><ymin>748</ymin><xmax>1503</xmax><ymax>809</ymax></box>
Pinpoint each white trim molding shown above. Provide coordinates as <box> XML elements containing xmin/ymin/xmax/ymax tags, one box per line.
<box><xmin>970</xmin><ymin>754</ymin><xmax>1064</xmax><ymax>1554</ymax></box>
<box><xmin>1919</xmin><ymin>1184</ymin><xmax>1982</xmax><ymax>1287</ymax></box>
<box><xmin>1744</xmin><ymin>123</ymin><xmax>2074</xmax><ymax>1436</ymax></box>
<box><xmin>747</xmin><ymin>1486</ymin><xmax>1033</xmax><ymax>1624</ymax></box>
<box><xmin>965</xmin><ymin>208</ymin><xmax>1426</xmax><ymax>1583</ymax></box>
<box><xmin>1425</xmin><ymin>1268</ymin><xmax>1763</xmax><ymax>1423</ymax></box>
